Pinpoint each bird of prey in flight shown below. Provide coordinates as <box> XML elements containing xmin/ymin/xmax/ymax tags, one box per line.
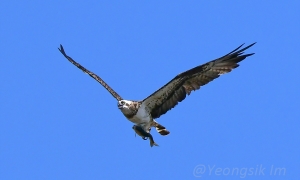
<box><xmin>58</xmin><ymin>43</ymin><xmax>255</xmax><ymax>147</ymax></box>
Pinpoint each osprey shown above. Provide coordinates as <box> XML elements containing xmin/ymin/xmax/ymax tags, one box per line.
<box><xmin>58</xmin><ymin>43</ymin><xmax>255</xmax><ymax>146</ymax></box>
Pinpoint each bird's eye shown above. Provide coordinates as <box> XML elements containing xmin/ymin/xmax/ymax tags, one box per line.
<box><xmin>121</xmin><ymin>101</ymin><xmax>125</xmax><ymax>105</ymax></box>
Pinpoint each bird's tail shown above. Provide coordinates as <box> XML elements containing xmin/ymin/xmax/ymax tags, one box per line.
<box><xmin>154</xmin><ymin>122</ymin><xmax>170</xmax><ymax>136</ymax></box>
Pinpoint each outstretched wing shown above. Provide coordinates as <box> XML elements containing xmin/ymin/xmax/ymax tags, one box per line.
<box><xmin>142</xmin><ymin>43</ymin><xmax>256</xmax><ymax>119</ymax></box>
<box><xmin>58</xmin><ymin>45</ymin><xmax>123</xmax><ymax>101</ymax></box>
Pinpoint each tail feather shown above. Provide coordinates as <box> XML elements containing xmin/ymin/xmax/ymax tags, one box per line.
<box><xmin>155</xmin><ymin>123</ymin><xmax>170</xmax><ymax>136</ymax></box>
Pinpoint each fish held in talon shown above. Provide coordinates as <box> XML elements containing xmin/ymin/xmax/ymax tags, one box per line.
<box><xmin>133</xmin><ymin>125</ymin><xmax>159</xmax><ymax>147</ymax></box>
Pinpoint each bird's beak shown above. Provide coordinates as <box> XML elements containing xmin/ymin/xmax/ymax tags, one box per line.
<box><xmin>118</xmin><ymin>103</ymin><xmax>123</xmax><ymax>109</ymax></box>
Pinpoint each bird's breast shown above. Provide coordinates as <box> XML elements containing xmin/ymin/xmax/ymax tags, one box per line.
<box><xmin>128</xmin><ymin>106</ymin><xmax>152</xmax><ymax>124</ymax></box>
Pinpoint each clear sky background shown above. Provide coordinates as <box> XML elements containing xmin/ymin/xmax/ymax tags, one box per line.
<box><xmin>1</xmin><ymin>1</ymin><xmax>299</xmax><ymax>179</ymax></box>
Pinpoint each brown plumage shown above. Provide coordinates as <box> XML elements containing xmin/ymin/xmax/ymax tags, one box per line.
<box><xmin>142</xmin><ymin>43</ymin><xmax>256</xmax><ymax>119</ymax></box>
<box><xmin>58</xmin><ymin>45</ymin><xmax>123</xmax><ymax>101</ymax></box>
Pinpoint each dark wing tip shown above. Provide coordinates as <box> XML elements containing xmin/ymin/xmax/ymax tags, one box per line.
<box><xmin>246</xmin><ymin>52</ymin><xmax>255</xmax><ymax>57</ymax></box>
<box><xmin>222</xmin><ymin>42</ymin><xmax>256</xmax><ymax>58</ymax></box>
<box><xmin>239</xmin><ymin>42</ymin><xmax>256</xmax><ymax>52</ymax></box>
<box><xmin>237</xmin><ymin>42</ymin><xmax>256</xmax><ymax>54</ymax></box>
<box><xmin>249</xmin><ymin>42</ymin><xmax>257</xmax><ymax>46</ymax></box>
<box><xmin>58</xmin><ymin>44</ymin><xmax>67</xmax><ymax>57</ymax></box>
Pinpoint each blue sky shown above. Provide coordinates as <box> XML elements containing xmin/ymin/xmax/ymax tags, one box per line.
<box><xmin>1</xmin><ymin>1</ymin><xmax>299</xmax><ymax>179</ymax></box>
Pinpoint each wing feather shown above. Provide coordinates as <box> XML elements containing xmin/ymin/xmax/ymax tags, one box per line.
<box><xmin>58</xmin><ymin>45</ymin><xmax>123</xmax><ymax>101</ymax></box>
<box><xmin>142</xmin><ymin>43</ymin><xmax>256</xmax><ymax>119</ymax></box>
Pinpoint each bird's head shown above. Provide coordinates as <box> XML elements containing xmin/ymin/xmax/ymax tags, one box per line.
<box><xmin>117</xmin><ymin>100</ymin><xmax>140</xmax><ymax>118</ymax></box>
<box><xmin>117</xmin><ymin>100</ymin><xmax>133</xmax><ymax>110</ymax></box>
